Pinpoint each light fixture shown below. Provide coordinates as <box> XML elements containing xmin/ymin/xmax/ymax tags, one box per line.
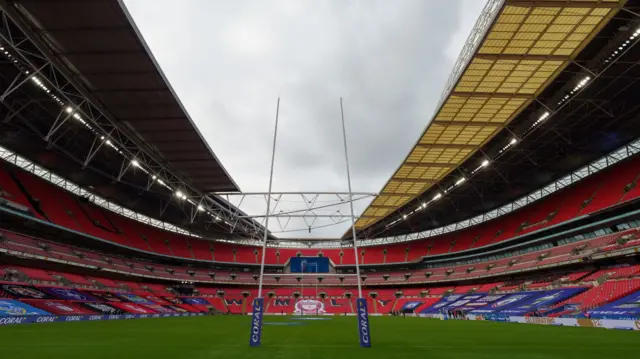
<box><xmin>197</xmin><ymin>205</ymin><xmax>205</xmax><ymax>212</ymax></box>
<box><xmin>175</xmin><ymin>190</ymin><xmax>183</xmax><ymax>198</ymax></box>
<box><xmin>433</xmin><ymin>193</ymin><xmax>442</xmax><ymax>201</ymax></box>
<box><xmin>65</xmin><ymin>107</ymin><xmax>73</xmax><ymax>113</ymax></box>
<box><xmin>481</xmin><ymin>159</ymin><xmax>490</xmax><ymax>167</ymax></box>
<box><xmin>455</xmin><ymin>177</ymin><xmax>466</xmax><ymax>186</ymax></box>
<box><xmin>510</xmin><ymin>138</ymin><xmax>518</xmax><ymax>145</ymax></box>
<box><xmin>131</xmin><ymin>159</ymin><xmax>140</xmax><ymax>167</ymax></box>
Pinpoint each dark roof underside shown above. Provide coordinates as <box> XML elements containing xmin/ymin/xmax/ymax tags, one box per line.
<box><xmin>16</xmin><ymin>0</ymin><xmax>238</xmax><ymax>193</ymax></box>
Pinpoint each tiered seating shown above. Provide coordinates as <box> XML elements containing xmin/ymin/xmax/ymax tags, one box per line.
<box><xmin>582</xmin><ymin>157</ymin><xmax>640</xmax><ymax>214</ymax></box>
<box><xmin>452</xmin><ymin>284</ymin><xmax>477</xmax><ymax>293</ymax></box>
<box><xmin>371</xmin><ymin>296</ymin><xmax>395</xmax><ymax>314</ymax></box>
<box><xmin>266</xmin><ymin>296</ymin><xmax>295</xmax><ymax>314</ymax></box>
<box><xmin>3</xmin><ymin>154</ymin><xmax>640</xmax><ymax>267</ymax></box>
<box><xmin>562</xmin><ymin>279</ymin><xmax>640</xmax><ymax>310</ymax></box>
<box><xmin>393</xmin><ymin>297</ymin><xmax>431</xmax><ymax>312</ymax></box>
<box><xmin>561</xmin><ymin>271</ymin><xmax>591</xmax><ymax>283</ymax></box>
<box><xmin>606</xmin><ymin>265</ymin><xmax>640</xmax><ymax>279</ymax></box>
<box><xmin>4</xmin><ymin>255</ymin><xmax>640</xmax><ymax>319</ymax></box>
<box><xmin>8</xmin><ymin>267</ymin><xmax>57</xmax><ymax>283</ymax></box>
<box><xmin>0</xmin><ymin>164</ymin><xmax>40</xmax><ymax>217</ymax></box>
<box><xmin>2</xmin><ymin>220</ymin><xmax>640</xmax><ymax>291</ymax></box>
<box><xmin>323</xmin><ymin>298</ymin><xmax>352</xmax><ymax>314</ymax></box>
<box><xmin>474</xmin><ymin>283</ymin><xmax>499</xmax><ymax>292</ymax></box>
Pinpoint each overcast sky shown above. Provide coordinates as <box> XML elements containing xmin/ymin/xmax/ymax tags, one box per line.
<box><xmin>123</xmin><ymin>0</ymin><xmax>487</xmax><ymax>239</ymax></box>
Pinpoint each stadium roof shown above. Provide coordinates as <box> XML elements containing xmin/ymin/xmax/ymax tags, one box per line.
<box><xmin>11</xmin><ymin>0</ymin><xmax>238</xmax><ymax>193</ymax></box>
<box><xmin>354</xmin><ymin>0</ymin><xmax>626</xmax><ymax>232</ymax></box>
<box><xmin>0</xmin><ymin>0</ymin><xmax>268</xmax><ymax>240</ymax></box>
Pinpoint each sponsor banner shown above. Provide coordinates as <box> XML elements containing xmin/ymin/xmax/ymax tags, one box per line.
<box><xmin>498</xmin><ymin>288</ymin><xmax>587</xmax><ymax>315</ymax></box>
<box><xmin>465</xmin><ymin>313</ymin><xmax>511</xmax><ymax>322</ymax></box>
<box><xmin>588</xmin><ymin>291</ymin><xmax>640</xmax><ymax>317</ymax></box>
<box><xmin>180</xmin><ymin>297</ymin><xmax>210</xmax><ymax>305</ymax></box>
<box><xmin>40</xmin><ymin>287</ymin><xmax>100</xmax><ymax>302</ymax></box>
<box><xmin>85</xmin><ymin>291</ymin><xmax>123</xmax><ymax>302</ymax></box>
<box><xmin>356</xmin><ymin>298</ymin><xmax>372</xmax><ymax>348</ymax></box>
<box><xmin>1</xmin><ymin>284</ymin><xmax>52</xmax><ymax>299</ymax></box>
<box><xmin>0</xmin><ymin>299</ymin><xmax>51</xmax><ymax>316</ymax></box>
<box><xmin>115</xmin><ymin>293</ymin><xmax>156</xmax><ymax>305</ymax></box>
<box><xmin>0</xmin><ymin>313</ymin><xmax>205</xmax><ymax>326</ymax></box>
<box><xmin>166</xmin><ymin>305</ymin><xmax>190</xmax><ymax>313</ymax></box>
<box><xmin>144</xmin><ymin>295</ymin><xmax>171</xmax><ymax>305</ymax></box>
<box><xmin>457</xmin><ymin>295</ymin><xmax>507</xmax><ymax>310</ymax></box>
<box><xmin>469</xmin><ymin>293</ymin><xmax>536</xmax><ymax>314</ymax></box>
<box><xmin>163</xmin><ymin>297</ymin><xmax>183</xmax><ymax>305</ymax></box>
<box><xmin>465</xmin><ymin>315</ymin><xmax>640</xmax><ymax>331</ymax></box>
<box><xmin>420</xmin><ymin>295</ymin><xmax>464</xmax><ymax>313</ymax></box>
<box><xmin>249</xmin><ymin>298</ymin><xmax>264</xmax><ymax>347</ymax></box>
<box><xmin>418</xmin><ymin>313</ymin><xmax>441</xmax><ymax>319</ymax></box>
<box><xmin>110</xmin><ymin>302</ymin><xmax>158</xmax><ymax>314</ymax></box>
<box><xmin>176</xmin><ymin>304</ymin><xmax>201</xmax><ymax>313</ymax></box>
<box><xmin>142</xmin><ymin>304</ymin><xmax>176</xmax><ymax>314</ymax></box>
<box><xmin>422</xmin><ymin>293</ymin><xmax>506</xmax><ymax>314</ymax></box>
<box><xmin>82</xmin><ymin>302</ymin><xmax>122</xmax><ymax>314</ymax></box>
<box><xmin>21</xmin><ymin>300</ymin><xmax>97</xmax><ymax>315</ymax></box>
<box><xmin>401</xmin><ymin>301</ymin><xmax>423</xmax><ymax>311</ymax></box>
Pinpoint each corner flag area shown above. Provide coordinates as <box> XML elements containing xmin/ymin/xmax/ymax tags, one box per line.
<box><xmin>0</xmin><ymin>316</ymin><xmax>637</xmax><ymax>359</ymax></box>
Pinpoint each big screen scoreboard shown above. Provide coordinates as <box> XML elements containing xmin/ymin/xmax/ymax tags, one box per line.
<box><xmin>289</xmin><ymin>257</ymin><xmax>329</xmax><ymax>273</ymax></box>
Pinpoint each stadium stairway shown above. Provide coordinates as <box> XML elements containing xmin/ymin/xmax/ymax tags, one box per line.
<box><xmin>6</xmin><ymin>169</ymin><xmax>50</xmax><ymax>221</ymax></box>
<box><xmin>374</xmin><ymin>297</ymin><xmax>395</xmax><ymax>314</ymax></box>
<box><xmin>413</xmin><ymin>297</ymin><xmax>441</xmax><ymax>313</ymax></box>
<box><xmin>620</xmin><ymin>171</ymin><xmax>640</xmax><ymax>203</ymax></box>
<box><xmin>367</xmin><ymin>297</ymin><xmax>377</xmax><ymax>314</ymax></box>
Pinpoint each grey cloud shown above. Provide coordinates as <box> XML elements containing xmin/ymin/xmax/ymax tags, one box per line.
<box><xmin>123</xmin><ymin>0</ymin><xmax>486</xmax><ymax>238</ymax></box>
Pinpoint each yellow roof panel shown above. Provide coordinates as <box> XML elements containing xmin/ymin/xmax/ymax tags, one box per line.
<box><xmin>354</xmin><ymin>0</ymin><xmax>622</xmax><ymax>230</ymax></box>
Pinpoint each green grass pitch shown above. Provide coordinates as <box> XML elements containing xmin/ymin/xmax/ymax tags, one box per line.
<box><xmin>0</xmin><ymin>316</ymin><xmax>637</xmax><ymax>359</ymax></box>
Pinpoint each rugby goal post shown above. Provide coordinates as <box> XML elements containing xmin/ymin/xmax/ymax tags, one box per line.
<box><xmin>249</xmin><ymin>99</ymin><xmax>371</xmax><ymax>348</ymax></box>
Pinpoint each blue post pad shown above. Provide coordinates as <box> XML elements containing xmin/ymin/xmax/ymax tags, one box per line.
<box><xmin>356</xmin><ymin>298</ymin><xmax>372</xmax><ymax>348</ymax></box>
<box><xmin>249</xmin><ymin>298</ymin><xmax>264</xmax><ymax>347</ymax></box>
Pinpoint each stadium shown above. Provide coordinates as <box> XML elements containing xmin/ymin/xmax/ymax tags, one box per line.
<box><xmin>1</xmin><ymin>0</ymin><xmax>640</xmax><ymax>357</ymax></box>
